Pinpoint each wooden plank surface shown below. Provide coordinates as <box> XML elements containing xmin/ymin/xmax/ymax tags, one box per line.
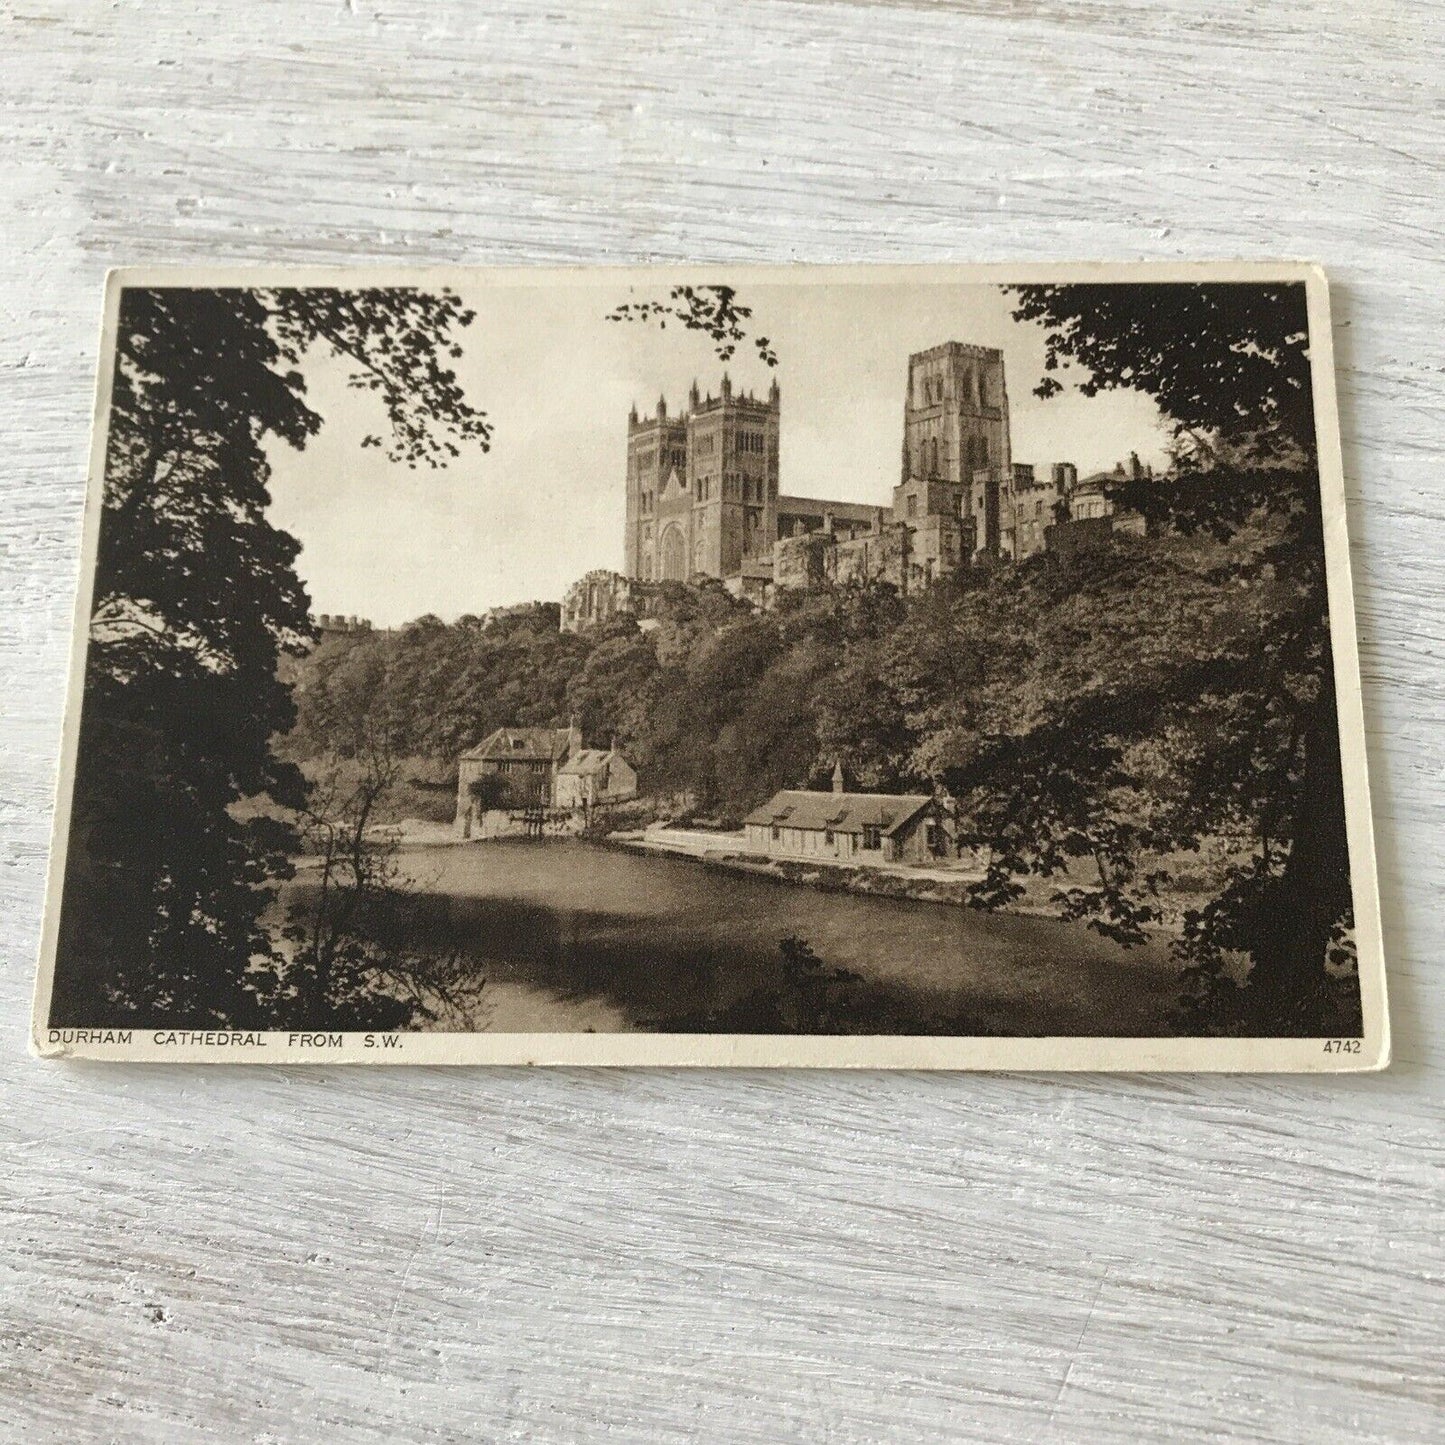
<box><xmin>1</xmin><ymin>1</ymin><xmax>1440</xmax><ymax>1439</ymax></box>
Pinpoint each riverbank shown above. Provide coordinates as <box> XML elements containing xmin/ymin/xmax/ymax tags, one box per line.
<box><xmin>614</xmin><ymin>828</ymin><xmax>994</xmax><ymax>908</ymax></box>
<box><xmin>611</xmin><ymin>824</ymin><xmax>1220</xmax><ymax>938</ymax></box>
<box><xmin>613</xmin><ymin>822</ymin><xmax>1108</xmax><ymax>911</ymax></box>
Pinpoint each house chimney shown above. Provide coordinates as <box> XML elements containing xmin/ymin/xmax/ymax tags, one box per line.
<box><xmin>1129</xmin><ymin>450</ymin><xmax>1142</xmax><ymax>480</ymax></box>
<box><xmin>832</xmin><ymin>760</ymin><xmax>845</xmax><ymax>795</ymax></box>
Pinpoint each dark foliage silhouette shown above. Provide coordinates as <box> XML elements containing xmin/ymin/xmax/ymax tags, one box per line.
<box><xmin>51</xmin><ymin>286</ymin><xmax>487</xmax><ymax>1027</ymax></box>
<box><xmin>607</xmin><ymin>285</ymin><xmax>778</xmax><ymax>367</ymax></box>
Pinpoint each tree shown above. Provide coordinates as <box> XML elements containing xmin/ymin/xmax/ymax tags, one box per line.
<box><xmin>606</xmin><ymin>285</ymin><xmax>778</xmax><ymax>367</ymax></box>
<box><xmin>563</xmin><ymin>624</ymin><xmax>660</xmax><ymax>752</ymax></box>
<box><xmin>283</xmin><ymin>732</ymin><xmax>489</xmax><ymax>1030</ymax></box>
<box><xmin>950</xmin><ymin>281</ymin><xmax>1356</xmax><ymax>1032</ymax></box>
<box><xmin>1012</xmin><ymin>282</ymin><xmax>1316</xmax><ymax>470</ymax></box>
<box><xmin>51</xmin><ymin>286</ymin><xmax>488</xmax><ymax>1027</ymax></box>
<box><xmin>467</xmin><ymin>773</ymin><xmax>513</xmax><ymax>814</ymax></box>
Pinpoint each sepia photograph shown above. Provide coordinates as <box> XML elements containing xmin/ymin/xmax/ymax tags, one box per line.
<box><xmin>33</xmin><ymin>263</ymin><xmax>1387</xmax><ymax>1068</ymax></box>
<box><xmin>10</xmin><ymin>3</ymin><xmax>1445</xmax><ymax>1438</ymax></box>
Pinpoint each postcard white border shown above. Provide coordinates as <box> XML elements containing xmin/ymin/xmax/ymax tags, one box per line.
<box><xmin>31</xmin><ymin>262</ymin><xmax>1389</xmax><ymax>1071</ymax></box>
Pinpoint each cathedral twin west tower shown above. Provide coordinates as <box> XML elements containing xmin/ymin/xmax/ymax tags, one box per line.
<box><xmin>563</xmin><ymin>340</ymin><xmax>1128</xmax><ymax>630</ymax></box>
<box><xmin>625</xmin><ymin>372</ymin><xmax>783</xmax><ymax>584</ymax></box>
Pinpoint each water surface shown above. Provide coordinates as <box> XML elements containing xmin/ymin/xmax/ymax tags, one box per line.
<box><xmin>392</xmin><ymin>840</ymin><xmax>1182</xmax><ymax>1035</ymax></box>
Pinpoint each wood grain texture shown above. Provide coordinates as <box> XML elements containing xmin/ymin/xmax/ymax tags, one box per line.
<box><xmin>1</xmin><ymin>1</ymin><xmax>1441</xmax><ymax>1439</ymax></box>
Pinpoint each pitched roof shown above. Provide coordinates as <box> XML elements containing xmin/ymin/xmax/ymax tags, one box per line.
<box><xmin>460</xmin><ymin>727</ymin><xmax>575</xmax><ymax>763</ymax></box>
<box><xmin>742</xmin><ymin>789</ymin><xmax>934</xmax><ymax>836</ymax></box>
<box><xmin>776</xmin><ymin>495</ymin><xmax>884</xmax><ymax>525</ymax></box>
<box><xmin>556</xmin><ymin>748</ymin><xmax>620</xmax><ymax>777</ymax></box>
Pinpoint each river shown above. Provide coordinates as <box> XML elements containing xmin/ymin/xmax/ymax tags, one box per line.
<box><xmin>379</xmin><ymin>839</ymin><xmax>1184</xmax><ymax>1036</ymax></box>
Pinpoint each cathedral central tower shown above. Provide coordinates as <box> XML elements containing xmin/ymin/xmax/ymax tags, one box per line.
<box><xmin>898</xmin><ymin>342</ymin><xmax>1012</xmax><ymax>558</ymax></box>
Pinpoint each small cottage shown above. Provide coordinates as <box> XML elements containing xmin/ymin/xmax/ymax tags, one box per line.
<box><xmin>554</xmin><ymin>747</ymin><xmax>638</xmax><ymax>812</ymax></box>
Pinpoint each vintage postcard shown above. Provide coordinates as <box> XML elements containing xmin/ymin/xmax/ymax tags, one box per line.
<box><xmin>33</xmin><ymin>263</ymin><xmax>1387</xmax><ymax>1069</ymax></box>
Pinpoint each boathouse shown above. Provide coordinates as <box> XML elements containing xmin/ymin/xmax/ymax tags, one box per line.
<box><xmin>743</xmin><ymin>765</ymin><xmax>951</xmax><ymax>864</ymax></box>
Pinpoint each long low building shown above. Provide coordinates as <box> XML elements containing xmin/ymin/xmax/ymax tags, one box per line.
<box><xmin>743</xmin><ymin>781</ymin><xmax>952</xmax><ymax>865</ymax></box>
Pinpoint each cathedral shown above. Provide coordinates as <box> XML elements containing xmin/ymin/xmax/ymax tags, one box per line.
<box><xmin>560</xmin><ymin>342</ymin><xmax>1141</xmax><ymax>631</ymax></box>
<box><xmin>621</xmin><ymin>343</ymin><xmax>1024</xmax><ymax>597</ymax></box>
<box><xmin>624</xmin><ymin>374</ymin><xmax>778</xmax><ymax>583</ymax></box>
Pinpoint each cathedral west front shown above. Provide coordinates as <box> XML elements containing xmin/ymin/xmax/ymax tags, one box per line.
<box><xmin>625</xmin><ymin>373</ymin><xmax>783</xmax><ymax>584</ymax></box>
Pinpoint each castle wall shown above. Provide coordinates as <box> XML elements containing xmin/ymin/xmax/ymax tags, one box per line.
<box><xmin>834</xmin><ymin>525</ymin><xmax>908</xmax><ymax>590</ymax></box>
<box><xmin>561</xmin><ymin>570</ymin><xmax>633</xmax><ymax>633</ymax></box>
<box><xmin>1011</xmin><ymin>463</ymin><xmax>1071</xmax><ymax>560</ymax></box>
<box><xmin>774</xmin><ymin>520</ymin><xmax>912</xmax><ymax>594</ymax></box>
<box><xmin>560</xmin><ymin>570</ymin><xmax>672</xmax><ymax>633</ymax></box>
<box><xmin>774</xmin><ymin>532</ymin><xmax>832</xmax><ymax>591</ymax></box>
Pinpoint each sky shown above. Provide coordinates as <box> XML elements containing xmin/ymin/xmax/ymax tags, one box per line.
<box><xmin>265</xmin><ymin>278</ymin><xmax>1172</xmax><ymax>627</ymax></box>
